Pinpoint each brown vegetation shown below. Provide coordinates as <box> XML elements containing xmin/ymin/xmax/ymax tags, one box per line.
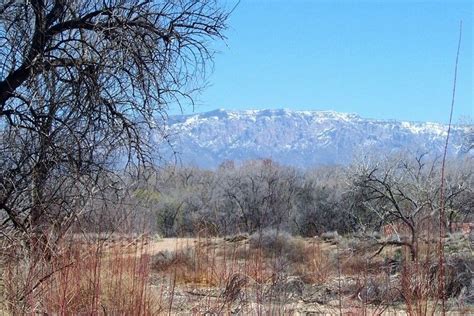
<box><xmin>2</xmin><ymin>229</ymin><xmax>472</xmax><ymax>314</ymax></box>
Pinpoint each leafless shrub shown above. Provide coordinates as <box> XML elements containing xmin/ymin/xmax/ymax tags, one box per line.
<box><xmin>321</xmin><ymin>231</ymin><xmax>341</xmax><ymax>242</ymax></box>
<box><xmin>430</xmin><ymin>255</ymin><xmax>473</xmax><ymax>301</ymax></box>
<box><xmin>151</xmin><ymin>248</ymin><xmax>196</xmax><ymax>273</ymax></box>
<box><xmin>249</xmin><ymin>229</ymin><xmax>306</xmax><ymax>264</ymax></box>
<box><xmin>221</xmin><ymin>273</ymin><xmax>248</xmax><ymax>305</ymax></box>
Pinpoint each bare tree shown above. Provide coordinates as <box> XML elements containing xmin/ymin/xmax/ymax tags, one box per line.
<box><xmin>294</xmin><ymin>166</ymin><xmax>353</xmax><ymax>236</ymax></box>
<box><xmin>0</xmin><ymin>0</ymin><xmax>228</xmax><ymax>244</ymax></box>
<box><xmin>221</xmin><ymin>159</ymin><xmax>300</xmax><ymax>233</ymax></box>
<box><xmin>350</xmin><ymin>153</ymin><xmax>472</xmax><ymax>261</ymax></box>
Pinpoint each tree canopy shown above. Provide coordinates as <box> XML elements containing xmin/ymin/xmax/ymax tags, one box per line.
<box><xmin>0</xmin><ymin>0</ymin><xmax>228</xmax><ymax>239</ymax></box>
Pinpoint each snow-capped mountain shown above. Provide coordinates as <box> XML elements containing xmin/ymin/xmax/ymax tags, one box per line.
<box><xmin>163</xmin><ymin>109</ymin><xmax>471</xmax><ymax>168</ymax></box>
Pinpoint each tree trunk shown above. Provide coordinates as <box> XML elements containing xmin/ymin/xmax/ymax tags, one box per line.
<box><xmin>410</xmin><ymin>229</ymin><xmax>418</xmax><ymax>262</ymax></box>
<box><xmin>29</xmin><ymin>129</ymin><xmax>52</xmax><ymax>257</ymax></box>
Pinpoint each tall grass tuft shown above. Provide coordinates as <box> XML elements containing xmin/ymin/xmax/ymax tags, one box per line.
<box><xmin>2</xmin><ymin>234</ymin><xmax>160</xmax><ymax>315</ymax></box>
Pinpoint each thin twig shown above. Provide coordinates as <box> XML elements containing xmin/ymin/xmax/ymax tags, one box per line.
<box><xmin>438</xmin><ymin>20</ymin><xmax>462</xmax><ymax>315</ymax></box>
<box><xmin>18</xmin><ymin>261</ymin><xmax>75</xmax><ymax>302</ymax></box>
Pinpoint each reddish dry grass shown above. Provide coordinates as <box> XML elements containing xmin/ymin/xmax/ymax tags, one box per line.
<box><xmin>2</xmin><ymin>233</ymin><xmax>470</xmax><ymax>315</ymax></box>
<box><xmin>293</xmin><ymin>241</ymin><xmax>333</xmax><ymax>284</ymax></box>
<box><xmin>2</xmin><ymin>236</ymin><xmax>162</xmax><ymax>315</ymax></box>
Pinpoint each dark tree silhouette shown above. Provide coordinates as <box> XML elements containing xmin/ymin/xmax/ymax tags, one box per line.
<box><xmin>0</xmin><ymin>0</ymin><xmax>228</xmax><ymax>244</ymax></box>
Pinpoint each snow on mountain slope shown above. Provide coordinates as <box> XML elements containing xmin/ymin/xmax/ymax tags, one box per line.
<box><xmin>162</xmin><ymin>109</ymin><xmax>470</xmax><ymax>168</ymax></box>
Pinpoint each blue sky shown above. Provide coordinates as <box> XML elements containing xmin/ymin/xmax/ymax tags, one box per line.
<box><xmin>188</xmin><ymin>0</ymin><xmax>472</xmax><ymax>124</ymax></box>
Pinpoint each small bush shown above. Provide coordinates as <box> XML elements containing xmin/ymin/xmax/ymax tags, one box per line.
<box><xmin>151</xmin><ymin>248</ymin><xmax>195</xmax><ymax>272</ymax></box>
<box><xmin>249</xmin><ymin>229</ymin><xmax>306</xmax><ymax>263</ymax></box>
<box><xmin>224</xmin><ymin>234</ymin><xmax>249</xmax><ymax>243</ymax></box>
<box><xmin>293</xmin><ymin>242</ymin><xmax>333</xmax><ymax>284</ymax></box>
<box><xmin>430</xmin><ymin>254</ymin><xmax>474</xmax><ymax>301</ymax></box>
<box><xmin>321</xmin><ymin>231</ymin><xmax>340</xmax><ymax>241</ymax></box>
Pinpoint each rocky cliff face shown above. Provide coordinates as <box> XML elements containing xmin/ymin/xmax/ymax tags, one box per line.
<box><xmin>162</xmin><ymin>109</ymin><xmax>470</xmax><ymax>168</ymax></box>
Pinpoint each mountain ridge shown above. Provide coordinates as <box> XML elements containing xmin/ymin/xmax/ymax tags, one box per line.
<box><xmin>162</xmin><ymin>109</ymin><xmax>471</xmax><ymax>168</ymax></box>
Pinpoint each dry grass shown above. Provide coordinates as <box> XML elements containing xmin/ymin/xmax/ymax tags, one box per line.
<box><xmin>1</xmin><ymin>236</ymin><xmax>162</xmax><ymax>315</ymax></box>
<box><xmin>292</xmin><ymin>241</ymin><xmax>333</xmax><ymax>284</ymax></box>
<box><xmin>1</xmin><ymin>232</ymin><xmax>472</xmax><ymax>315</ymax></box>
